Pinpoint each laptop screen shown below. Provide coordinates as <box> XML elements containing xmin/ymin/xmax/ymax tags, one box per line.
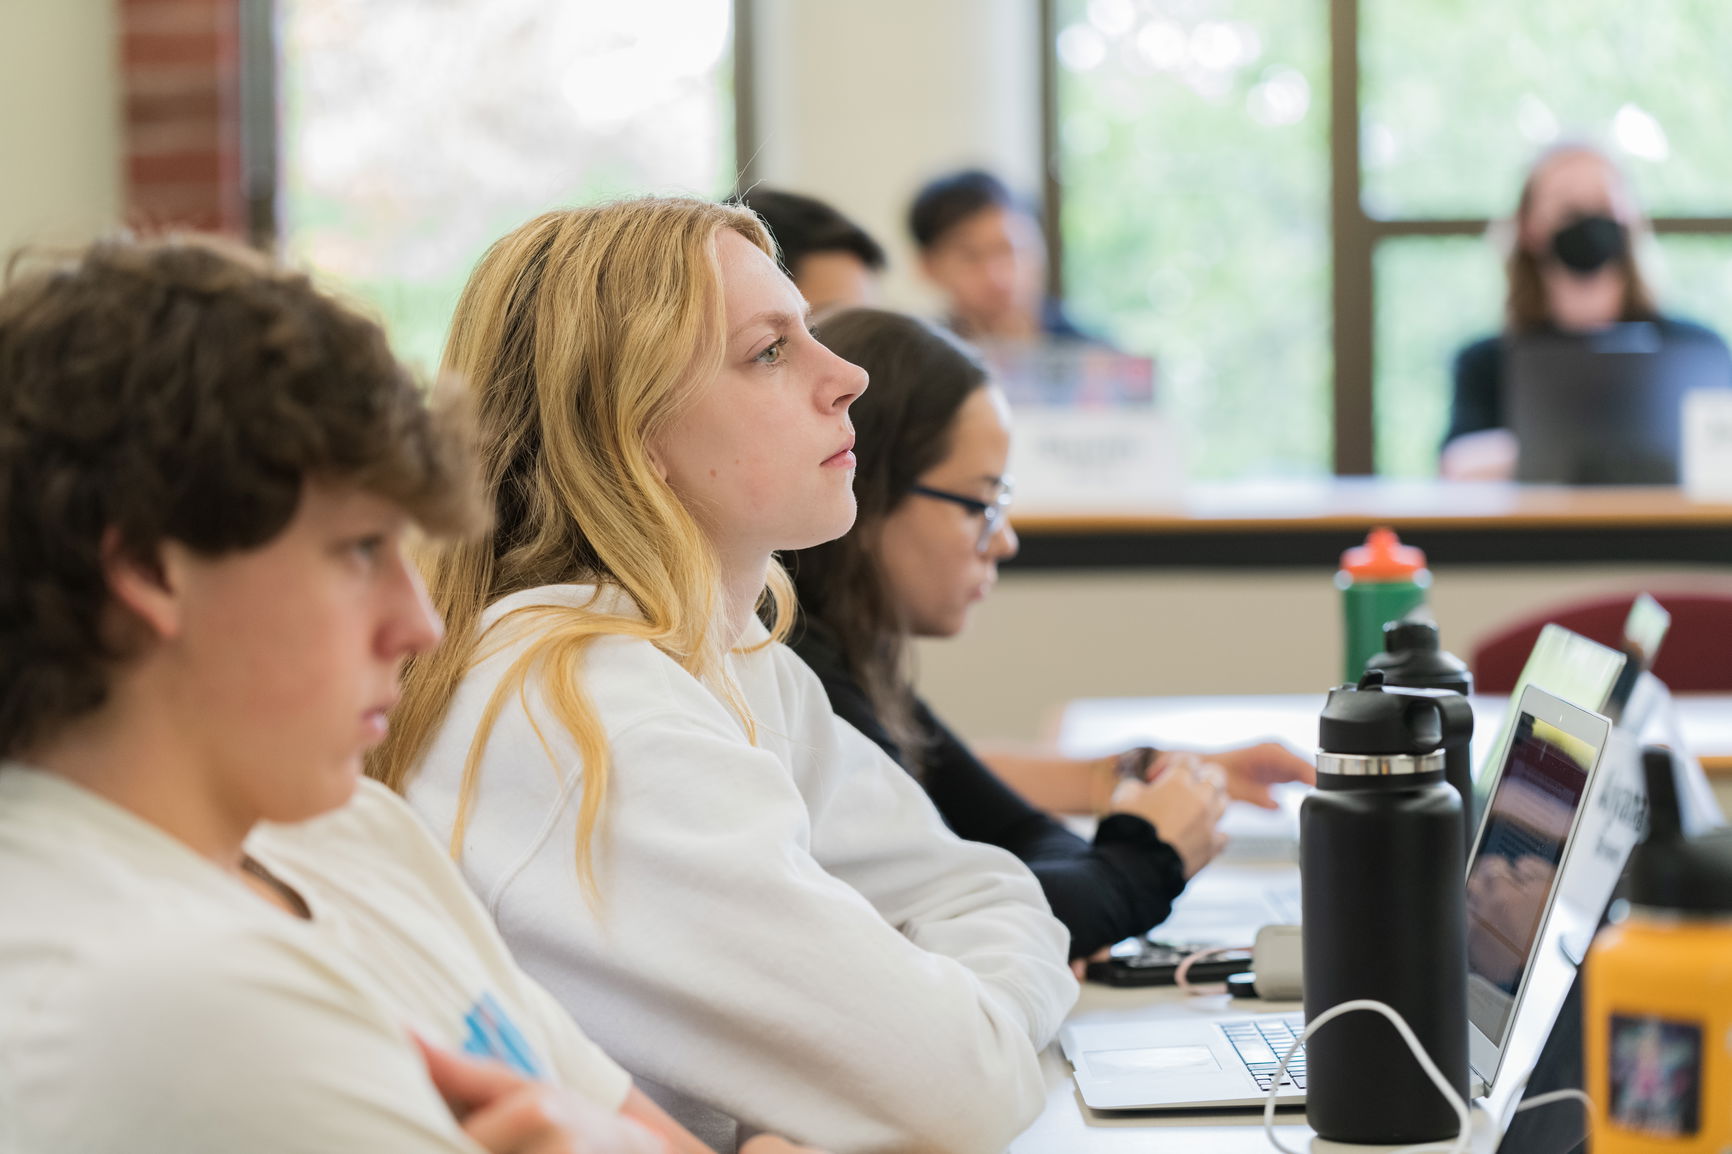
<box><xmin>1472</xmin><ymin>624</ymin><xmax>1623</xmax><ymax>821</ymax></box>
<box><xmin>1464</xmin><ymin>710</ymin><xmax>1595</xmax><ymax>1047</ymax></box>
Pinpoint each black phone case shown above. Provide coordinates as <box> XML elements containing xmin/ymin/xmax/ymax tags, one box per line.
<box><xmin>1084</xmin><ymin>949</ymin><xmax>1254</xmax><ymax>987</ymax></box>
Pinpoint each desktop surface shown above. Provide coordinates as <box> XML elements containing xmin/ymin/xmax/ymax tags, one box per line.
<box><xmin>1018</xmin><ymin>872</ymin><xmax>1516</xmax><ymax>1154</ymax></box>
<box><xmin>1014</xmin><ymin>689</ymin><xmax>1723</xmax><ymax>1151</ymax></box>
<box><xmin>1056</xmin><ymin>692</ymin><xmax>1732</xmax><ymax>777</ymax></box>
<box><xmin>1007</xmin><ymin>480</ymin><xmax>1732</xmax><ymax>568</ymax></box>
<box><xmin>1015</xmin><ymin>978</ymin><xmax>1312</xmax><ymax>1153</ymax></box>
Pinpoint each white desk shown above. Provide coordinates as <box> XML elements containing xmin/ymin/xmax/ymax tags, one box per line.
<box><xmin>1012</xmin><ymin>860</ymin><xmax>1316</xmax><ymax>1154</ymax></box>
<box><xmin>1014</xmin><ymin>865</ymin><xmax>1521</xmax><ymax>1154</ymax></box>
<box><xmin>1010</xmin><ymin>692</ymin><xmax>1658</xmax><ymax>1152</ymax></box>
<box><xmin>1053</xmin><ymin>692</ymin><xmax>1732</xmax><ymax>777</ymax></box>
<box><xmin>1013</xmin><ymin>989</ymin><xmax>1312</xmax><ymax>1154</ymax></box>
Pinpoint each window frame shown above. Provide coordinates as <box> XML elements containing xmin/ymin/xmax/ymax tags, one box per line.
<box><xmin>1042</xmin><ymin>0</ymin><xmax>1732</xmax><ymax>475</ymax></box>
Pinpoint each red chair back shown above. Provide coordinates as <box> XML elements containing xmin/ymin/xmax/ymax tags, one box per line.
<box><xmin>1470</xmin><ymin>593</ymin><xmax>1732</xmax><ymax>694</ymax></box>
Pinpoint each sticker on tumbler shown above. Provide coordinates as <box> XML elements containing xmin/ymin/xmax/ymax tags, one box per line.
<box><xmin>1608</xmin><ymin>1013</ymin><xmax>1702</xmax><ymax>1137</ymax></box>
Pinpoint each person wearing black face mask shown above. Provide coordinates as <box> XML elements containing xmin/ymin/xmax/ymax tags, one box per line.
<box><xmin>1551</xmin><ymin>213</ymin><xmax>1628</xmax><ymax>276</ymax></box>
<box><xmin>1439</xmin><ymin>144</ymin><xmax>1728</xmax><ymax>480</ymax></box>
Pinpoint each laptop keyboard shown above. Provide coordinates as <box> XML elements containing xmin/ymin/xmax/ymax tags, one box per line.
<box><xmin>1221</xmin><ymin>1017</ymin><xmax>1307</xmax><ymax>1093</ymax></box>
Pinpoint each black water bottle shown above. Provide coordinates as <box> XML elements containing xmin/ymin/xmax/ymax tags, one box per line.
<box><xmin>1301</xmin><ymin>672</ymin><xmax>1471</xmax><ymax>1146</ymax></box>
<box><xmin>1365</xmin><ymin>616</ymin><xmax>1476</xmax><ymax>852</ymax></box>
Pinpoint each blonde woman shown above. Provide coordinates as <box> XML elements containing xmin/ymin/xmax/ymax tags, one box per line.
<box><xmin>370</xmin><ymin>199</ymin><xmax>1075</xmax><ymax>1154</ymax></box>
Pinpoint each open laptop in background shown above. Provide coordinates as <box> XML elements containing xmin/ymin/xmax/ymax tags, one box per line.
<box><xmin>1062</xmin><ymin>686</ymin><xmax>1611</xmax><ymax>1112</ymax></box>
<box><xmin>1605</xmin><ymin>593</ymin><xmax>1671</xmax><ymax>728</ymax></box>
<box><xmin>1471</xmin><ymin>596</ymin><xmax>1670</xmax><ymax>827</ymax></box>
<box><xmin>1508</xmin><ymin>323</ymin><xmax>1732</xmax><ymax>484</ymax></box>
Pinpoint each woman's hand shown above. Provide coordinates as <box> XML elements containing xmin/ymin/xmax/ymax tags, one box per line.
<box><xmin>1109</xmin><ymin>753</ymin><xmax>1229</xmax><ymax>877</ymax></box>
<box><xmin>1070</xmin><ymin>945</ymin><xmax>1112</xmax><ymax>981</ymax></box>
<box><xmin>1193</xmin><ymin>741</ymin><xmax>1316</xmax><ymax>810</ymax></box>
<box><xmin>419</xmin><ymin>1037</ymin><xmax>669</xmax><ymax>1154</ymax></box>
<box><xmin>1439</xmin><ymin>428</ymin><xmax>1518</xmax><ymax>480</ymax></box>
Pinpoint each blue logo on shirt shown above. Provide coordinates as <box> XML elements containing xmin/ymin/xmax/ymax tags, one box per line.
<box><xmin>461</xmin><ymin>993</ymin><xmax>543</xmax><ymax>1078</ymax></box>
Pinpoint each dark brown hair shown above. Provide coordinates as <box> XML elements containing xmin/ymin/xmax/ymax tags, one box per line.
<box><xmin>738</xmin><ymin>188</ymin><xmax>887</xmax><ymax>277</ymax></box>
<box><xmin>786</xmin><ymin>309</ymin><xmax>990</xmax><ymax>764</ymax></box>
<box><xmin>908</xmin><ymin>169</ymin><xmax>1027</xmax><ymax>252</ymax></box>
<box><xmin>0</xmin><ymin>234</ymin><xmax>479</xmax><ymax>758</ymax></box>
<box><xmin>1505</xmin><ymin>143</ymin><xmax>1659</xmax><ymax>333</ymax></box>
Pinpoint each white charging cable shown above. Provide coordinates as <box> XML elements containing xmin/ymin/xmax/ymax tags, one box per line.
<box><xmin>1259</xmin><ymin>1000</ymin><xmax>1595</xmax><ymax>1154</ymax></box>
<box><xmin>1261</xmin><ymin>999</ymin><xmax>1473</xmax><ymax>1154</ymax></box>
<box><xmin>1174</xmin><ymin>944</ymin><xmax>1253</xmax><ymax>995</ymax></box>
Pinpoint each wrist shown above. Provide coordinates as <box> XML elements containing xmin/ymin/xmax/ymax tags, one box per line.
<box><xmin>1090</xmin><ymin>754</ymin><xmax>1120</xmax><ymax>816</ymax></box>
<box><xmin>1113</xmin><ymin>744</ymin><xmax>1162</xmax><ymax>783</ymax></box>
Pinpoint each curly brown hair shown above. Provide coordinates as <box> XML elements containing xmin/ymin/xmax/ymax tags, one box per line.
<box><xmin>0</xmin><ymin>234</ymin><xmax>480</xmax><ymax>759</ymax></box>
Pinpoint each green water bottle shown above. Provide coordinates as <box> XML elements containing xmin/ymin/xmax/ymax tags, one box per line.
<box><xmin>1336</xmin><ymin>527</ymin><xmax>1430</xmax><ymax>682</ymax></box>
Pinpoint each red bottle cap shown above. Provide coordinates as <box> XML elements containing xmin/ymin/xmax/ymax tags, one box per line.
<box><xmin>1340</xmin><ymin>527</ymin><xmax>1427</xmax><ymax>581</ymax></box>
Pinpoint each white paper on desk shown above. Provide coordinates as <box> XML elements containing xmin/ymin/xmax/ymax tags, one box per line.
<box><xmin>1008</xmin><ymin>408</ymin><xmax>1184</xmax><ymax>511</ymax></box>
<box><xmin>1682</xmin><ymin>389</ymin><xmax>1732</xmax><ymax>500</ymax></box>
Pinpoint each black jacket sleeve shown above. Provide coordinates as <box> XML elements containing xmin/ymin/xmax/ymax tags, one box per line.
<box><xmin>789</xmin><ymin>624</ymin><xmax>1187</xmax><ymax>959</ymax></box>
<box><xmin>1443</xmin><ymin>334</ymin><xmax>1505</xmax><ymax>448</ymax></box>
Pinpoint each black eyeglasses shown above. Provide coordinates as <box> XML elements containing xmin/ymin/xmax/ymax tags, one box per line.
<box><xmin>908</xmin><ymin>480</ymin><xmax>1015</xmax><ymax>553</ymax></box>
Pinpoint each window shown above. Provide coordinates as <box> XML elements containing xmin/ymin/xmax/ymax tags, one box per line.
<box><xmin>1051</xmin><ymin>0</ymin><xmax>1732</xmax><ymax>478</ymax></box>
<box><xmin>1052</xmin><ymin>0</ymin><xmax>1330</xmax><ymax>481</ymax></box>
<box><xmin>277</xmin><ymin>0</ymin><xmax>736</xmax><ymax>370</ymax></box>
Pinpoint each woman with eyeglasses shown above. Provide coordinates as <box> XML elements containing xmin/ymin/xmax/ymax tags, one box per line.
<box><xmin>785</xmin><ymin>308</ymin><xmax>1314</xmax><ymax>963</ymax></box>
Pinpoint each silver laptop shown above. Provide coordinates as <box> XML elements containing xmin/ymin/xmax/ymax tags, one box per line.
<box><xmin>1062</xmin><ymin>686</ymin><xmax>1611</xmax><ymax>1111</ymax></box>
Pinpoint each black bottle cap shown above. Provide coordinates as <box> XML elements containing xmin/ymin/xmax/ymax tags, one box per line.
<box><xmin>1318</xmin><ymin>671</ymin><xmax>1444</xmax><ymax>755</ymax></box>
<box><xmin>1627</xmin><ymin>747</ymin><xmax>1732</xmax><ymax>915</ymax></box>
<box><xmin>1364</xmin><ymin>616</ymin><xmax>1473</xmax><ymax>694</ymax></box>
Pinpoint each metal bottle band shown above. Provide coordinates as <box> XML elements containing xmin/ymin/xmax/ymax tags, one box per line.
<box><xmin>1315</xmin><ymin>751</ymin><xmax>1445</xmax><ymax>777</ymax></box>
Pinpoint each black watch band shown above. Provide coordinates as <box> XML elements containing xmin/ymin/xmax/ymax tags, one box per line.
<box><xmin>1113</xmin><ymin>745</ymin><xmax>1162</xmax><ymax>781</ymax></box>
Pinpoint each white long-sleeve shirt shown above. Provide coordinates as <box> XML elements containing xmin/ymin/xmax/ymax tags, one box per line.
<box><xmin>0</xmin><ymin>769</ymin><xmax>630</xmax><ymax>1154</ymax></box>
<box><xmin>407</xmin><ymin>584</ymin><xmax>1076</xmax><ymax>1154</ymax></box>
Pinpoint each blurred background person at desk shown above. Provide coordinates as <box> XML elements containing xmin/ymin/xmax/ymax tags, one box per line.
<box><xmin>738</xmin><ymin>187</ymin><xmax>885</xmax><ymax>316</ymax></box>
<box><xmin>785</xmin><ymin>308</ymin><xmax>1313</xmax><ymax>962</ymax></box>
<box><xmin>1441</xmin><ymin>143</ymin><xmax>1730</xmax><ymax>480</ymax></box>
<box><xmin>908</xmin><ymin>168</ymin><xmax>1099</xmax><ymax>345</ymax></box>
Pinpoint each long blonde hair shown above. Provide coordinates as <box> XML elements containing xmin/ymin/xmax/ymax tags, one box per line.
<box><xmin>368</xmin><ymin>198</ymin><xmax>796</xmax><ymax>892</ymax></box>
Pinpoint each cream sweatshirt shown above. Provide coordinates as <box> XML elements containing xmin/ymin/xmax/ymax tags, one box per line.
<box><xmin>406</xmin><ymin>584</ymin><xmax>1075</xmax><ymax>1154</ymax></box>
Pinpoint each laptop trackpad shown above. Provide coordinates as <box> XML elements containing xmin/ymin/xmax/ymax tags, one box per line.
<box><xmin>1084</xmin><ymin>1045</ymin><xmax>1222</xmax><ymax>1079</ymax></box>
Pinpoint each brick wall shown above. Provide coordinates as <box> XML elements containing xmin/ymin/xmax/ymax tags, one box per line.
<box><xmin>119</xmin><ymin>0</ymin><xmax>246</xmax><ymax>235</ymax></box>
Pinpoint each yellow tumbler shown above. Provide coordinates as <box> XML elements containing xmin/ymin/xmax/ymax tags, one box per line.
<box><xmin>1584</xmin><ymin>749</ymin><xmax>1732</xmax><ymax>1152</ymax></box>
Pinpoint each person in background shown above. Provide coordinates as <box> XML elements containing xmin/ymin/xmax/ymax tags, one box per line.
<box><xmin>370</xmin><ymin>198</ymin><xmax>1076</xmax><ymax>1154</ymax></box>
<box><xmin>908</xmin><ymin>168</ymin><xmax>1093</xmax><ymax>344</ymax></box>
<box><xmin>0</xmin><ymin>236</ymin><xmax>823</xmax><ymax>1154</ymax></box>
<box><xmin>737</xmin><ymin>187</ymin><xmax>885</xmax><ymax>315</ymax></box>
<box><xmin>1441</xmin><ymin>142</ymin><xmax>1729</xmax><ymax>479</ymax></box>
<box><xmin>784</xmin><ymin>308</ymin><xmax>1315</xmax><ymax>963</ymax></box>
